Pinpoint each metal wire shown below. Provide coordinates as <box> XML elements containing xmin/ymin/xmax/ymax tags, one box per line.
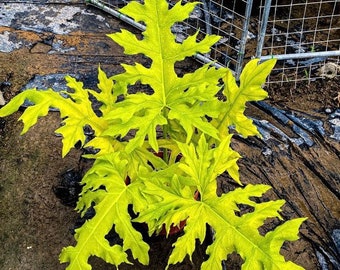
<box><xmin>257</xmin><ymin>0</ymin><xmax>340</xmax><ymax>86</ymax></box>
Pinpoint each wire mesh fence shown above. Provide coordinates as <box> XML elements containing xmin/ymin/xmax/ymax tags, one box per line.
<box><xmin>86</xmin><ymin>0</ymin><xmax>340</xmax><ymax>87</ymax></box>
<box><xmin>257</xmin><ymin>0</ymin><xmax>340</xmax><ymax>87</ymax></box>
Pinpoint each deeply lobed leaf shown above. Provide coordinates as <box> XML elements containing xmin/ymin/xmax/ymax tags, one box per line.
<box><xmin>0</xmin><ymin>1</ymin><xmax>305</xmax><ymax>269</ymax></box>
<box><xmin>104</xmin><ymin>0</ymin><xmax>226</xmax><ymax>152</ymax></box>
<box><xmin>132</xmin><ymin>132</ymin><xmax>306</xmax><ymax>269</ymax></box>
<box><xmin>213</xmin><ymin>58</ymin><xmax>277</xmax><ymax>139</ymax></box>
<box><xmin>177</xmin><ymin>135</ymin><xmax>241</xmax><ymax>196</ymax></box>
<box><xmin>60</xmin><ymin>152</ymin><xmax>150</xmax><ymax>269</ymax></box>
<box><xmin>0</xmin><ymin>67</ymin><xmax>117</xmax><ymax>157</ymax></box>
<box><xmin>136</xmin><ymin>167</ymin><xmax>305</xmax><ymax>270</ymax></box>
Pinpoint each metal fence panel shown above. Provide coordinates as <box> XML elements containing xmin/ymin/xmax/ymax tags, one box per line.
<box><xmin>86</xmin><ymin>0</ymin><xmax>340</xmax><ymax>86</ymax></box>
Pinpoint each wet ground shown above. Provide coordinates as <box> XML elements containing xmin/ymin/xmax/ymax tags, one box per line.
<box><xmin>0</xmin><ymin>1</ymin><xmax>339</xmax><ymax>269</ymax></box>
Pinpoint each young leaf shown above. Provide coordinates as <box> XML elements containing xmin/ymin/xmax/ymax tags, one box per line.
<box><xmin>60</xmin><ymin>152</ymin><xmax>150</xmax><ymax>269</ymax></box>
<box><xmin>133</xmin><ymin>133</ymin><xmax>306</xmax><ymax>269</ymax></box>
<box><xmin>177</xmin><ymin>135</ymin><xmax>241</xmax><ymax>195</ymax></box>
<box><xmin>91</xmin><ymin>65</ymin><xmax>120</xmax><ymax>115</ymax></box>
<box><xmin>0</xmin><ymin>67</ymin><xmax>125</xmax><ymax>157</ymax></box>
<box><xmin>213</xmin><ymin>59</ymin><xmax>277</xmax><ymax>138</ymax></box>
<box><xmin>103</xmin><ymin>0</ymin><xmax>226</xmax><ymax>152</ymax></box>
<box><xmin>137</xmin><ymin>162</ymin><xmax>306</xmax><ymax>270</ymax></box>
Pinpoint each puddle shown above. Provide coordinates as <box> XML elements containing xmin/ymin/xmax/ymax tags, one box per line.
<box><xmin>22</xmin><ymin>73</ymin><xmax>78</xmax><ymax>92</ymax></box>
<box><xmin>21</xmin><ymin>73</ymin><xmax>77</xmax><ymax>109</ymax></box>
<box><xmin>20</xmin><ymin>72</ymin><xmax>101</xmax><ymax>110</ymax></box>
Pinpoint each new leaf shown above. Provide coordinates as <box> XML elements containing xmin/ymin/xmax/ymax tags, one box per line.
<box><xmin>136</xmin><ymin>135</ymin><xmax>306</xmax><ymax>270</ymax></box>
<box><xmin>103</xmin><ymin>0</ymin><xmax>226</xmax><ymax>152</ymax></box>
<box><xmin>213</xmin><ymin>58</ymin><xmax>277</xmax><ymax>138</ymax></box>
<box><xmin>60</xmin><ymin>152</ymin><xmax>150</xmax><ymax>269</ymax></box>
<box><xmin>0</xmin><ymin>67</ymin><xmax>114</xmax><ymax>157</ymax></box>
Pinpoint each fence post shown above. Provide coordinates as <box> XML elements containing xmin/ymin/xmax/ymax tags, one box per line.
<box><xmin>255</xmin><ymin>0</ymin><xmax>273</xmax><ymax>59</ymax></box>
<box><xmin>235</xmin><ymin>0</ymin><xmax>254</xmax><ymax>80</ymax></box>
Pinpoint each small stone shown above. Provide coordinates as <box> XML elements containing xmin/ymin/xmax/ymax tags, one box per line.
<box><xmin>0</xmin><ymin>91</ymin><xmax>5</xmax><ymax>106</ymax></box>
<box><xmin>317</xmin><ymin>62</ymin><xmax>340</xmax><ymax>79</ymax></box>
<box><xmin>325</xmin><ymin>108</ymin><xmax>332</xmax><ymax>114</ymax></box>
<box><xmin>30</xmin><ymin>42</ymin><xmax>52</xmax><ymax>54</ymax></box>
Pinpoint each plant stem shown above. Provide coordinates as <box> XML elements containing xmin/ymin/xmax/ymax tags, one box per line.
<box><xmin>162</xmin><ymin>107</ymin><xmax>170</xmax><ymax>163</ymax></box>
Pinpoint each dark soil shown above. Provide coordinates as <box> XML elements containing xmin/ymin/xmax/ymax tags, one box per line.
<box><xmin>0</xmin><ymin>1</ymin><xmax>339</xmax><ymax>270</ymax></box>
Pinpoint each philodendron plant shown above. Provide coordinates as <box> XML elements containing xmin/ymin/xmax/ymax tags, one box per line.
<box><xmin>0</xmin><ymin>0</ymin><xmax>306</xmax><ymax>269</ymax></box>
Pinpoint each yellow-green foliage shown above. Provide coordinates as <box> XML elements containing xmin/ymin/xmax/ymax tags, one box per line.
<box><xmin>0</xmin><ymin>0</ymin><xmax>306</xmax><ymax>269</ymax></box>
